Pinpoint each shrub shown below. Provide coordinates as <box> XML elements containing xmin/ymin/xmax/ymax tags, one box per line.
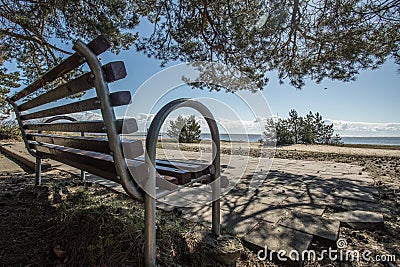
<box><xmin>0</xmin><ymin>119</ymin><xmax>21</xmax><ymax>140</ymax></box>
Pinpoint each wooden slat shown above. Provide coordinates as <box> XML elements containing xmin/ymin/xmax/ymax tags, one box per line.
<box><xmin>156</xmin><ymin>175</ymin><xmax>179</xmax><ymax>191</ymax></box>
<box><xmin>136</xmin><ymin>157</ymin><xmax>205</xmax><ymax>172</ymax></box>
<box><xmin>122</xmin><ymin>139</ymin><xmax>144</xmax><ymax>159</ymax></box>
<box><xmin>28</xmin><ymin>134</ymin><xmax>111</xmax><ymax>153</ymax></box>
<box><xmin>136</xmin><ymin>157</ymin><xmax>206</xmax><ymax>179</ymax></box>
<box><xmin>11</xmin><ymin>35</ymin><xmax>110</xmax><ymax>102</ymax></box>
<box><xmin>126</xmin><ymin>160</ymin><xmax>148</xmax><ymax>188</ymax></box>
<box><xmin>121</xmin><ymin>118</ymin><xmax>139</xmax><ymax>134</ymax></box>
<box><xmin>23</xmin><ymin>118</ymin><xmax>138</xmax><ymax>134</ymax></box>
<box><xmin>154</xmin><ymin>159</ymin><xmax>205</xmax><ymax>172</ymax></box>
<box><xmin>155</xmin><ymin>159</ymin><xmax>204</xmax><ymax>179</ymax></box>
<box><xmin>164</xmin><ymin>176</ymin><xmax>178</xmax><ymax>185</ymax></box>
<box><xmin>21</xmin><ymin>91</ymin><xmax>131</xmax><ymax>120</ymax></box>
<box><xmin>27</xmin><ymin>134</ymin><xmax>142</xmax><ymax>156</ymax></box>
<box><xmin>18</xmin><ymin>61</ymin><xmax>127</xmax><ymax>111</ymax></box>
<box><xmin>32</xmin><ymin>142</ymin><xmax>119</xmax><ymax>182</ymax></box>
<box><xmin>126</xmin><ymin>159</ymin><xmax>191</xmax><ymax>184</ymax></box>
<box><xmin>25</xmin><ymin>120</ymin><xmax>107</xmax><ymax>133</ymax></box>
<box><xmin>32</xmin><ymin>142</ymin><xmax>146</xmax><ymax>186</ymax></box>
<box><xmin>155</xmin><ymin>165</ymin><xmax>192</xmax><ymax>185</ymax></box>
<box><xmin>127</xmin><ymin>163</ymin><xmax>178</xmax><ymax>191</ymax></box>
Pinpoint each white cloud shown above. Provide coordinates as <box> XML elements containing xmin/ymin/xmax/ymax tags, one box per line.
<box><xmin>325</xmin><ymin>119</ymin><xmax>400</xmax><ymax>137</ymax></box>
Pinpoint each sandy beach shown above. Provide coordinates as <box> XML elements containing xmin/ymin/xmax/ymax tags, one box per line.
<box><xmin>163</xmin><ymin>140</ymin><xmax>400</xmax><ymax>158</ymax></box>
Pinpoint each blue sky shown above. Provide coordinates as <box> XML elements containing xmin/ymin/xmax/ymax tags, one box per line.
<box><xmin>6</xmin><ymin>27</ymin><xmax>400</xmax><ymax>137</ymax></box>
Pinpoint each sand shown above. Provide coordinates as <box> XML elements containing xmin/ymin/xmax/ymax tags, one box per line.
<box><xmin>275</xmin><ymin>144</ymin><xmax>400</xmax><ymax>157</ymax></box>
<box><xmin>171</xmin><ymin>141</ymin><xmax>400</xmax><ymax>158</ymax></box>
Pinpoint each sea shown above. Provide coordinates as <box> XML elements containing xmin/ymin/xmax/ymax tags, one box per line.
<box><xmin>339</xmin><ymin>136</ymin><xmax>400</xmax><ymax>146</ymax></box>
<box><xmin>200</xmin><ymin>134</ymin><xmax>400</xmax><ymax>146</ymax></box>
<box><xmin>130</xmin><ymin>133</ymin><xmax>400</xmax><ymax>146</ymax></box>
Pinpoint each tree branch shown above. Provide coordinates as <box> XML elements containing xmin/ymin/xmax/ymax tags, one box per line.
<box><xmin>0</xmin><ymin>29</ymin><xmax>73</xmax><ymax>55</ymax></box>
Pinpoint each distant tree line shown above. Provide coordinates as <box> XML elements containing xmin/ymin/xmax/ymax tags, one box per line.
<box><xmin>0</xmin><ymin>119</ymin><xmax>20</xmax><ymax>140</ymax></box>
<box><xmin>263</xmin><ymin>110</ymin><xmax>342</xmax><ymax>146</ymax></box>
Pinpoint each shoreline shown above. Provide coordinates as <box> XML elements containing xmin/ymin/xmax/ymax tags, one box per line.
<box><xmin>156</xmin><ymin>140</ymin><xmax>400</xmax><ymax>158</ymax></box>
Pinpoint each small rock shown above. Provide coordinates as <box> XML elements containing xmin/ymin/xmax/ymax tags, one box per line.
<box><xmin>202</xmin><ymin>234</ymin><xmax>243</xmax><ymax>265</ymax></box>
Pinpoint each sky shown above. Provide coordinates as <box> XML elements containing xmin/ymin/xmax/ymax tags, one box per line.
<box><xmin>6</xmin><ymin>25</ymin><xmax>400</xmax><ymax>137</ymax></box>
<box><xmin>94</xmin><ymin>46</ymin><xmax>400</xmax><ymax>137</ymax></box>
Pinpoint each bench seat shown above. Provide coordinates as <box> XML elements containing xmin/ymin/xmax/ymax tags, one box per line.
<box><xmin>29</xmin><ymin>140</ymin><xmax>214</xmax><ymax>190</ymax></box>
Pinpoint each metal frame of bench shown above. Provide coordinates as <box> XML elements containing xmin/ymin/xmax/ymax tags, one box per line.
<box><xmin>7</xmin><ymin>36</ymin><xmax>221</xmax><ymax>267</ymax></box>
<box><xmin>145</xmin><ymin>98</ymin><xmax>221</xmax><ymax>265</ymax></box>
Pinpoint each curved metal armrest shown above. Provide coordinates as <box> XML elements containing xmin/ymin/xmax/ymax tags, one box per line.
<box><xmin>43</xmin><ymin>115</ymin><xmax>77</xmax><ymax>124</ymax></box>
<box><xmin>145</xmin><ymin>98</ymin><xmax>221</xmax><ymax>183</ymax></box>
<box><xmin>144</xmin><ymin>98</ymin><xmax>221</xmax><ymax>266</ymax></box>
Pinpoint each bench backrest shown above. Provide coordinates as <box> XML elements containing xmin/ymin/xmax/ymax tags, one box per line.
<box><xmin>7</xmin><ymin>36</ymin><xmax>144</xmax><ymax>200</ymax></box>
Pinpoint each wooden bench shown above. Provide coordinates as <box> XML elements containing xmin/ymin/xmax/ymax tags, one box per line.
<box><xmin>7</xmin><ymin>36</ymin><xmax>222</xmax><ymax>267</ymax></box>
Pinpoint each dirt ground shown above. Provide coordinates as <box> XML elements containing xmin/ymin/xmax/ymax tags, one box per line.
<box><xmin>0</xmin><ymin>167</ymin><xmax>268</xmax><ymax>267</ymax></box>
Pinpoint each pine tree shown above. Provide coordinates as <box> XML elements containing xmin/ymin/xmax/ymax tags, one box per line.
<box><xmin>167</xmin><ymin>115</ymin><xmax>201</xmax><ymax>143</ymax></box>
<box><xmin>263</xmin><ymin>110</ymin><xmax>342</xmax><ymax>145</ymax></box>
<box><xmin>288</xmin><ymin>109</ymin><xmax>300</xmax><ymax>144</ymax></box>
<box><xmin>262</xmin><ymin>118</ymin><xmax>277</xmax><ymax>146</ymax></box>
<box><xmin>299</xmin><ymin>112</ymin><xmax>315</xmax><ymax>144</ymax></box>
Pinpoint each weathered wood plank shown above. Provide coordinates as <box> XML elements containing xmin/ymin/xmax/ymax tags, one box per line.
<box><xmin>136</xmin><ymin>157</ymin><xmax>207</xmax><ymax>179</ymax></box>
<box><xmin>32</xmin><ymin>142</ymin><xmax>120</xmax><ymax>182</ymax></box>
<box><xmin>156</xmin><ymin>175</ymin><xmax>179</xmax><ymax>191</ymax></box>
<box><xmin>32</xmin><ymin>142</ymin><xmax>146</xmax><ymax>186</ymax></box>
<box><xmin>28</xmin><ymin>134</ymin><xmax>110</xmax><ymax>153</ymax></box>
<box><xmin>11</xmin><ymin>35</ymin><xmax>110</xmax><ymax>102</ymax></box>
<box><xmin>27</xmin><ymin>134</ymin><xmax>142</xmax><ymax>156</ymax></box>
<box><xmin>122</xmin><ymin>139</ymin><xmax>144</xmax><ymax>159</ymax></box>
<box><xmin>24</xmin><ymin>118</ymin><xmax>138</xmax><ymax>134</ymax></box>
<box><xmin>126</xmin><ymin>159</ymin><xmax>192</xmax><ymax>185</ymax></box>
<box><xmin>21</xmin><ymin>91</ymin><xmax>131</xmax><ymax>120</ymax></box>
<box><xmin>18</xmin><ymin>62</ymin><xmax>126</xmax><ymax>111</ymax></box>
<box><xmin>155</xmin><ymin>165</ymin><xmax>192</xmax><ymax>185</ymax></box>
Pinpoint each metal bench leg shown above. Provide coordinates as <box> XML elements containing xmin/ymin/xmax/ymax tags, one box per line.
<box><xmin>81</xmin><ymin>170</ymin><xmax>86</xmax><ymax>181</ymax></box>
<box><xmin>212</xmin><ymin>174</ymin><xmax>221</xmax><ymax>236</ymax></box>
<box><xmin>144</xmin><ymin>160</ymin><xmax>157</xmax><ymax>267</ymax></box>
<box><xmin>35</xmin><ymin>157</ymin><xmax>41</xmax><ymax>185</ymax></box>
<box><xmin>144</xmin><ymin>193</ymin><xmax>156</xmax><ymax>267</ymax></box>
